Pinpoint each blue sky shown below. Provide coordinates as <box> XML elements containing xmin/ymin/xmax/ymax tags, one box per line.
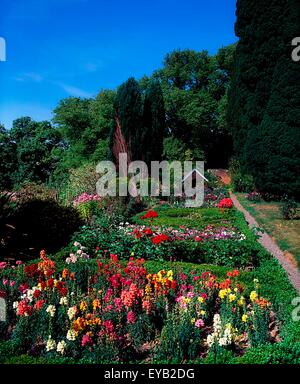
<box><xmin>0</xmin><ymin>0</ymin><xmax>237</xmax><ymax>129</ymax></box>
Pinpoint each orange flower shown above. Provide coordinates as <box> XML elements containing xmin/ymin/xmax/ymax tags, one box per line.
<box><xmin>255</xmin><ymin>297</ymin><xmax>270</xmax><ymax>308</ymax></box>
<box><xmin>62</xmin><ymin>268</ymin><xmax>69</xmax><ymax>279</ymax></box>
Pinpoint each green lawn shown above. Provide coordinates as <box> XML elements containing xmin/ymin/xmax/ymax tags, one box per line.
<box><xmin>235</xmin><ymin>193</ymin><xmax>300</xmax><ymax>269</ymax></box>
<box><xmin>132</xmin><ymin>207</ymin><xmax>237</xmax><ymax>230</ymax></box>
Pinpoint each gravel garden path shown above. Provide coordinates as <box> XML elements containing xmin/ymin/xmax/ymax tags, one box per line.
<box><xmin>230</xmin><ymin>191</ymin><xmax>300</xmax><ymax>293</ymax></box>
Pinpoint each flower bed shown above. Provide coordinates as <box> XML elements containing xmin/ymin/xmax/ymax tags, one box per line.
<box><xmin>120</xmin><ymin>223</ymin><xmax>246</xmax><ymax>243</ymax></box>
<box><xmin>0</xmin><ymin>251</ymin><xmax>278</xmax><ymax>363</ymax></box>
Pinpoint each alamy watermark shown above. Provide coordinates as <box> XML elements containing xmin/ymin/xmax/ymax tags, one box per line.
<box><xmin>96</xmin><ymin>154</ymin><xmax>206</xmax><ymax>208</ymax></box>
<box><xmin>0</xmin><ymin>298</ymin><xmax>6</xmax><ymax>322</ymax></box>
<box><xmin>292</xmin><ymin>297</ymin><xmax>300</xmax><ymax>321</ymax></box>
<box><xmin>0</xmin><ymin>37</ymin><xmax>6</xmax><ymax>62</ymax></box>
<box><xmin>292</xmin><ymin>37</ymin><xmax>300</xmax><ymax>62</ymax></box>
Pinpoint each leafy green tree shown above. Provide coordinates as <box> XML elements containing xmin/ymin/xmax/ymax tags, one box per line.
<box><xmin>9</xmin><ymin>117</ymin><xmax>64</xmax><ymax>187</ymax></box>
<box><xmin>0</xmin><ymin>124</ymin><xmax>16</xmax><ymax>190</ymax></box>
<box><xmin>154</xmin><ymin>47</ymin><xmax>234</xmax><ymax>166</ymax></box>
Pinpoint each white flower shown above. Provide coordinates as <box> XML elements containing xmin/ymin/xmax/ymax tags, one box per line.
<box><xmin>26</xmin><ymin>289</ymin><xmax>34</xmax><ymax>302</ymax></box>
<box><xmin>73</xmin><ymin>241</ymin><xmax>80</xmax><ymax>247</ymax></box>
<box><xmin>67</xmin><ymin>329</ymin><xmax>76</xmax><ymax>341</ymax></box>
<box><xmin>218</xmin><ymin>337</ymin><xmax>227</xmax><ymax>346</ymax></box>
<box><xmin>13</xmin><ymin>301</ymin><xmax>18</xmax><ymax>309</ymax></box>
<box><xmin>213</xmin><ymin>314</ymin><xmax>222</xmax><ymax>336</ymax></box>
<box><xmin>67</xmin><ymin>306</ymin><xmax>77</xmax><ymax>320</ymax></box>
<box><xmin>206</xmin><ymin>334</ymin><xmax>215</xmax><ymax>348</ymax></box>
<box><xmin>46</xmin><ymin>336</ymin><xmax>56</xmax><ymax>352</ymax></box>
<box><xmin>46</xmin><ymin>305</ymin><xmax>56</xmax><ymax>317</ymax></box>
<box><xmin>57</xmin><ymin>340</ymin><xmax>67</xmax><ymax>355</ymax></box>
<box><xmin>60</xmin><ymin>297</ymin><xmax>68</xmax><ymax>306</ymax></box>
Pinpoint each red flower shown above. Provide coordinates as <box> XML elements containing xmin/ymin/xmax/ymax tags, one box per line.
<box><xmin>39</xmin><ymin>281</ymin><xmax>46</xmax><ymax>290</ymax></box>
<box><xmin>59</xmin><ymin>287</ymin><xmax>68</xmax><ymax>296</ymax></box>
<box><xmin>218</xmin><ymin>198</ymin><xmax>233</xmax><ymax>209</ymax></box>
<box><xmin>34</xmin><ymin>300</ymin><xmax>45</xmax><ymax>310</ymax></box>
<box><xmin>110</xmin><ymin>254</ymin><xmax>118</xmax><ymax>263</ymax></box>
<box><xmin>140</xmin><ymin>210</ymin><xmax>158</xmax><ymax>219</ymax></box>
<box><xmin>33</xmin><ymin>289</ymin><xmax>41</xmax><ymax>299</ymax></box>
<box><xmin>143</xmin><ymin>228</ymin><xmax>153</xmax><ymax>236</ymax></box>
<box><xmin>152</xmin><ymin>234</ymin><xmax>169</xmax><ymax>244</ymax></box>
<box><xmin>195</xmin><ymin>236</ymin><xmax>202</xmax><ymax>242</ymax></box>
<box><xmin>47</xmin><ymin>278</ymin><xmax>54</xmax><ymax>288</ymax></box>
<box><xmin>18</xmin><ymin>283</ymin><xmax>29</xmax><ymax>293</ymax></box>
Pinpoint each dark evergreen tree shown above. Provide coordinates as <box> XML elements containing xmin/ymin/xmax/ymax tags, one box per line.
<box><xmin>112</xmin><ymin>77</ymin><xmax>144</xmax><ymax>162</ymax></box>
<box><xmin>228</xmin><ymin>0</ymin><xmax>300</xmax><ymax>198</ymax></box>
<box><xmin>142</xmin><ymin>81</ymin><xmax>165</xmax><ymax>164</ymax></box>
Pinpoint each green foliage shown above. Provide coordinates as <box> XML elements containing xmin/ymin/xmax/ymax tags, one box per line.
<box><xmin>155</xmin><ymin>308</ymin><xmax>203</xmax><ymax>363</ymax></box>
<box><xmin>64</xmin><ymin>163</ymin><xmax>99</xmax><ymax>202</ymax></box>
<box><xmin>232</xmin><ymin>173</ymin><xmax>254</xmax><ymax>193</ymax></box>
<box><xmin>280</xmin><ymin>195</ymin><xmax>298</xmax><ymax>220</ymax></box>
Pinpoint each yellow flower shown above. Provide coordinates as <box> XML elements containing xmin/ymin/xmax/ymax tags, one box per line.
<box><xmin>197</xmin><ymin>297</ymin><xmax>205</xmax><ymax>303</ymax></box>
<box><xmin>80</xmin><ymin>301</ymin><xmax>87</xmax><ymax>312</ymax></box>
<box><xmin>242</xmin><ymin>314</ymin><xmax>248</xmax><ymax>323</ymax></box>
<box><xmin>250</xmin><ymin>291</ymin><xmax>258</xmax><ymax>302</ymax></box>
<box><xmin>225</xmin><ymin>323</ymin><xmax>233</xmax><ymax>330</ymax></box>
<box><xmin>183</xmin><ymin>297</ymin><xmax>191</xmax><ymax>304</ymax></box>
<box><xmin>219</xmin><ymin>289</ymin><xmax>227</xmax><ymax>299</ymax></box>
<box><xmin>200</xmin><ymin>310</ymin><xmax>206</xmax><ymax>316</ymax></box>
<box><xmin>167</xmin><ymin>270</ymin><xmax>173</xmax><ymax>281</ymax></box>
<box><xmin>131</xmin><ymin>252</ymin><xmax>135</xmax><ymax>256</ymax></box>
<box><xmin>234</xmin><ymin>287</ymin><xmax>238</xmax><ymax>293</ymax></box>
<box><xmin>238</xmin><ymin>296</ymin><xmax>245</xmax><ymax>306</ymax></box>
<box><xmin>92</xmin><ymin>299</ymin><xmax>101</xmax><ymax>311</ymax></box>
<box><xmin>191</xmin><ymin>318</ymin><xmax>196</xmax><ymax>324</ymax></box>
<box><xmin>229</xmin><ymin>293</ymin><xmax>236</xmax><ymax>302</ymax></box>
<box><xmin>227</xmin><ymin>288</ymin><xmax>232</xmax><ymax>294</ymax></box>
<box><xmin>145</xmin><ymin>284</ymin><xmax>151</xmax><ymax>296</ymax></box>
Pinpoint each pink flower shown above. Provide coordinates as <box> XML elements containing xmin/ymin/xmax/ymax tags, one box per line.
<box><xmin>10</xmin><ymin>281</ymin><xmax>15</xmax><ymax>287</ymax></box>
<box><xmin>127</xmin><ymin>311</ymin><xmax>136</xmax><ymax>324</ymax></box>
<box><xmin>16</xmin><ymin>260</ymin><xmax>22</xmax><ymax>265</ymax></box>
<box><xmin>195</xmin><ymin>319</ymin><xmax>204</xmax><ymax>328</ymax></box>
<box><xmin>81</xmin><ymin>334</ymin><xmax>93</xmax><ymax>347</ymax></box>
<box><xmin>0</xmin><ymin>262</ymin><xmax>7</xmax><ymax>269</ymax></box>
<box><xmin>195</xmin><ymin>236</ymin><xmax>202</xmax><ymax>242</ymax></box>
<box><xmin>2</xmin><ymin>279</ymin><xmax>8</xmax><ymax>286</ymax></box>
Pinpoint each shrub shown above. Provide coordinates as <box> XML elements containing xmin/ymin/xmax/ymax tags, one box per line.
<box><xmin>246</xmin><ymin>192</ymin><xmax>262</xmax><ymax>202</ymax></box>
<box><xmin>280</xmin><ymin>195</ymin><xmax>298</xmax><ymax>220</ymax></box>
<box><xmin>14</xmin><ymin>183</ymin><xmax>58</xmax><ymax>204</ymax></box>
<box><xmin>13</xmin><ymin>199</ymin><xmax>83</xmax><ymax>258</ymax></box>
<box><xmin>232</xmin><ymin>172</ymin><xmax>254</xmax><ymax>193</ymax></box>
